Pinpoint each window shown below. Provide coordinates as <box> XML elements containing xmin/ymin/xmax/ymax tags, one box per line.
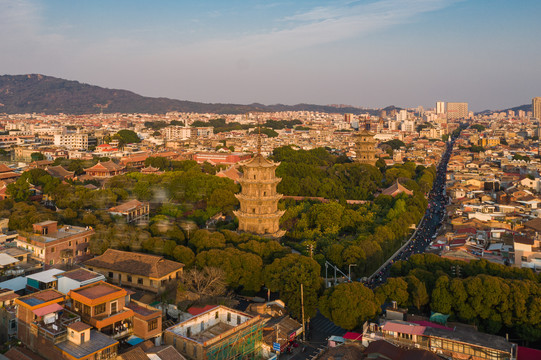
<box><xmin>111</xmin><ymin>301</ymin><xmax>117</xmax><ymax>314</ymax></box>
<box><xmin>521</xmin><ymin>256</ymin><xmax>528</xmax><ymax>261</ymax></box>
<box><xmin>138</xmin><ymin>278</ymin><xmax>143</xmax><ymax>285</ymax></box>
<box><xmin>227</xmin><ymin>312</ymin><xmax>231</xmax><ymax>322</ymax></box>
<box><xmin>237</xmin><ymin>315</ymin><xmax>241</xmax><ymax>325</ymax></box>
<box><xmin>94</xmin><ymin>303</ymin><xmax>106</xmax><ymax>315</ymax></box>
<box><xmin>187</xmin><ymin>327</ymin><xmax>191</xmax><ymax>337</ymax></box>
<box><xmin>108</xmin><ymin>272</ymin><xmax>114</xmax><ymax>278</ymax></box>
<box><xmin>69</xmin><ymin>241</ymin><xmax>72</xmax><ymax>247</ymax></box>
<box><xmin>148</xmin><ymin>318</ymin><xmax>158</xmax><ymax>331</ymax></box>
<box><xmin>50</xmin><ymin>247</ymin><xmax>55</xmax><ymax>253</ymax></box>
<box><xmin>127</xmin><ymin>275</ymin><xmax>132</xmax><ymax>282</ymax></box>
<box><xmin>215</xmin><ymin>311</ymin><xmax>219</xmax><ymax>319</ymax></box>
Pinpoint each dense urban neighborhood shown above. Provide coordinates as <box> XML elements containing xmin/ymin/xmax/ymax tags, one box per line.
<box><xmin>0</xmin><ymin>98</ymin><xmax>540</xmax><ymax>360</ymax></box>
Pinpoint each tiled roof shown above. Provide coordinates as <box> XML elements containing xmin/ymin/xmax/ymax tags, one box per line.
<box><xmin>45</xmin><ymin>165</ymin><xmax>74</xmax><ymax>179</ymax></box>
<box><xmin>84</xmin><ymin>160</ymin><xmax>124</xmax><ymax>172</ymax></box>
<box><xmin>108</xmin><ymin>199</ymin><xmax>145</xmax><ymax>213</ymax></box>
<box><xmin>84</xmin><ymin>249</ymin><xmax>183</xmax><ymax>279</ymax></box>
<box><xmin>57</xmin><ymin>268</ymin><xmax>103</xmax><ymax>282</ymax></box>
<box><xmin>67</xmin><ymin>321</ymin><xmax>92</xmax><ymax>332</ymax></box>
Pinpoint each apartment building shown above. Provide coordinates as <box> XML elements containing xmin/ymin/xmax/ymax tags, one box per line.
<box><xmin>68</xmin><ymin>281</ymin><xmax>161</xmax><ymax>341</ymax></box>
<box><xmin>54</xmin><ymin>130</ymin><xmax>89</xmax><ymax>150</ymax></box>
<box><xmin>15</xmin><ymin>221</ymin><xmax>94</xmax><ymax>267</ymax></box>
<box><xmin>164</xmin><ymin>126</ymin><xmax>192</xmax><ymax>140</ymax></box>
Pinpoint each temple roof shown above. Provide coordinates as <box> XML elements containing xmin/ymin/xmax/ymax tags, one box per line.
<box><xmin>241</xmin><ymin>153</ymin><xmax>279</xmax><ymax>168</ymax></box>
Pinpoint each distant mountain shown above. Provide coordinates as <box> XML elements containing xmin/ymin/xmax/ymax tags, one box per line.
<box><xmin>0</xmin><ymin>74</ymin><xmax>382</xmax><ymax>115</ymax></box>
<box><xmin>477</xmin><ymin>103</ymin><xmax>531</xmax><ymax>115</ymax></box>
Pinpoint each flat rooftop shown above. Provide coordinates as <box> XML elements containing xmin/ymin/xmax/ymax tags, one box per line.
<box><xmin>192</xmin><ymin>322</ymin><xmax>234</xmax><ymax>343</ymax></box>
<box><xmin>56</xmin><ymin>330</ymin><xmax>117</xmax><ymax>358</ymax></box>
<box><xmin>30</xmin><ymin>225</ymin><xmax>92</xmax><ymax>243</ymax></box>
<box><xmin>19</xmin><ymin>289</ymin><xmax>64</xmax><ymax>307</ymax></box>
<box><xmin>71</xmin><ymin>282</ymin><xmax>122</xmax><ymax>300</ymax></box>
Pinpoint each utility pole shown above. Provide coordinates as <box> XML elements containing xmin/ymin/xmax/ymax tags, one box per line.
<box><xmin>301</xmin><ymin>283</ymin><xmax>305</xmax><ymax>341</ymax></box>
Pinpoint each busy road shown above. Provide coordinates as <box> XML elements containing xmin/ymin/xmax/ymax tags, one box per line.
<box><xmin>365</xmin><ymin>135</ymin><xmax>455</xmax><ymax>288</ymax></box>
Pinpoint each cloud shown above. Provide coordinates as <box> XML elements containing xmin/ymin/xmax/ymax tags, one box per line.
<box><xmin>199</xmin><ymin>0</ymin><xmax>458</xmax><ymax>55</ymax></box>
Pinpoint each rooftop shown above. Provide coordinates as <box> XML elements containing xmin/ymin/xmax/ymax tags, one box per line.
<box><xmin>29</xmin><ymin>225</ymin><xmax>92</xmax><ymax>243</ymax></box>
<box><xmin>108</xmin><ymin>199</ymin><xmax>146</xmax><ymax>213</ymax></box>
<box><xmin>56</xmin><ymin>268</ymin><xmax>104</xmax><ymax>282</ymax></box>
<box><xmin>18</xmin><ymin>289</ymin><xmax>64</xmax><ymax>307</ymax></box>
<box><xmin>56</xmin><ymin>330</ymin><xmax>118</xmax><ymax>359</ymax></box>
<box><xmin>70</xmin><ymin>281</ymin><xmax>124</xmax><ymax>301</ymax></box>
<box><xmin>27</xmin><ymin>268</ymin><xmax>65</xmax><ymax>284</ymax></box>
<box><xmin>424</xmin><ymin>324</ymin><xmax>514</xmax><ymax>353</ymax></box>
<box><xmin>84</xmin><ymin>249</ymin><xmax>183</xmax><ymax>279</ymax></box>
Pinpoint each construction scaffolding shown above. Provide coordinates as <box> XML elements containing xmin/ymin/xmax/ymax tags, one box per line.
<box><xmin>206</xmin><ymin>321</ymin><xmax>264</xmax><ymax>360</ymax></box>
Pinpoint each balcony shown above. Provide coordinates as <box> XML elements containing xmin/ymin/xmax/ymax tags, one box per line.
<box><xmin>34</xmin><ymin>309</ymin><xmax>81</xmax><ymax>344</ymax></box>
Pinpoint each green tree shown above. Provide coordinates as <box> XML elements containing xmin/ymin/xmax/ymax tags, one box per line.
<box><xmin>264</xmin><ymin>254</ymin><xmax>321</xmax><ymax>319</ymax></box>
<box><xmin>320</xmin><ymin>282</ymin><xmax>380</xmax><ymax>330</ymax></box>
<box><xmin>31</xmin><ymin>152</ymin><xmax>45</xmax><ymax>161</ymax></box>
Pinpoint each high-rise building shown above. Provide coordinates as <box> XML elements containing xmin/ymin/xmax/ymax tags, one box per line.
<box><xmin>533</xmin><ymin>97</ymin><xmax>541</xmax><ymax>120</ymax></box>
<box><xmin>446</xmin><ymin>102</ymin><xmax>468</xmax><ymax>119</ymax></box>
<box><xmin>436</xmin><ymin>101</ymin><xmax>445</xmax><ymax>114</ymax></box>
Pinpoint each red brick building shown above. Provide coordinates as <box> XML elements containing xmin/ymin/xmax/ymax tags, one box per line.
<box><xmin>193</xmin><ymin>152</ymin><xmax>252</xmax><ymax>165</ymax></box>
<box><xmin>15</xmin><ymin>221</ymin><xmax>94</xmax><ymax>267</ymax></box>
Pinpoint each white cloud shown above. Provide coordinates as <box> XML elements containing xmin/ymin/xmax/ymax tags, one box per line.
<box><xmin>197</xmin><ymin>0</ymin><xmax>458</xmax><ymax>55</ymax></box>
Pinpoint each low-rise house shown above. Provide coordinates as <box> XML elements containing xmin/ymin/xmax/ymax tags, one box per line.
<box><xmin>16</xmin><ymin>221</ymin><xmax>94</xmax><ymax>267</ymax></box>
<box><xmin>84</xmin><ymin>249</ymin><xmax>183</xmax><ymax>294</ymax></box>
<box><xmin>26</xmin><ymin>268</ymin><xmax>64</xmax><ymax>292</ymax></box>
<box><xmin>55</xmin><ymin>268</ymin><xmax>105</xmax><ymax>294</ymax></box>
<box><xmin>68</xmin><ymin>281</ymin><xmax>161</xmax><ymax>341</ymax></box>
<box><xmin>108</xmin><ymin>199</ymin><xmax>150</xmax><ymax>224</ymax></box>
<box><xmin>0</xmin><ymin>288</ymin><xmax>19</xmax><ymax>343</ymax></box>
<box><xmin>363</xmin><ymin>318</ymin><xmax>517</xmax><ymax>360</ymax></box>
<box><xmin>15</xmin><ymin>289</ymin><xmax>117</xmax><ymax>360</ymax></box>
<box><xmin>164</xmin><ymin>305</ymin><xmax>263</xmax><ymax>360</ymax></box>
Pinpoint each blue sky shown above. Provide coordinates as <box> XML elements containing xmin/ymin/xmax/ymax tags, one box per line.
<box><xmin>1</xmin><ymin>0</ymin><xmax>540</xmax><ymax>111</ymax></box>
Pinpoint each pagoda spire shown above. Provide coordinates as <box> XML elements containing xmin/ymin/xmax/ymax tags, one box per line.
<box><xmin>257</xmin><ymin>116</ymin><xmax>262</xmax><ymax>155</ymax></box>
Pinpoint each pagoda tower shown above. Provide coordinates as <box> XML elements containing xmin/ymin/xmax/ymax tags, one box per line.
<box><xmin>233</xmin><ymin>133</ymin><xmax>285</xmax><ymax>237</ymax></box>
<box><xmin>356</xmin><ymin>129</ymin><xmax>377</xmax><ymax>166</ymax></box>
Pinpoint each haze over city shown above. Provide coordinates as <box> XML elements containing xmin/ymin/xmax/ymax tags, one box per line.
<box><xmin>1</xmin><ymin>0</ymin><xmax>540</xmax><ymax>111</ymax></box>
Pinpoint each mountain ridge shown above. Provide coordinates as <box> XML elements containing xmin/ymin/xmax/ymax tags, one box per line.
<box><xmin>0</xmin><ymin>74</ymin><xmax>382</xmax><ymax>115</ymax></box>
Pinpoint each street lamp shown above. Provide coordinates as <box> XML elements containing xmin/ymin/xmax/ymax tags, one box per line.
<box><xmin>348</xmin><ymin>264</ymin><xmax>357</xmax><ymax>281</ymax></box>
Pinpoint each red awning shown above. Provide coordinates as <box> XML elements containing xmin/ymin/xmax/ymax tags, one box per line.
<box><xmin>32</xmin><ymin>303</ymin><xmax>63</xmax><ymax>317</ymax></box>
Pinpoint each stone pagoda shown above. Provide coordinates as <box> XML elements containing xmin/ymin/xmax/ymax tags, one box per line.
<box><xmin>355</xmin><ymin>129</ymin><xmax>377</xmax><ymax>166</ymax></box>
<box><xmin>233</xmin><ymin>134</ymin><xmax>285</xmax><ymax>237</ymax></box>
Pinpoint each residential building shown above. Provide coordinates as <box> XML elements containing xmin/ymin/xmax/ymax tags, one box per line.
<box><xmin>26</xmin><ymin>268</ymin><xmax>64</xmax><ymax>292</ymax></box>
<box><xmin>68</xmin><ymin>281</ymin><xmax>134</xmax><ymax>339</ymax></box>
<box><xmin>108</xmin><ymin>199</ymin><xmax>150</xmax><ymax>224</ymax></box>
<box><xmin>363</xmin><ymin>318</ymin><xmax>517</xmax><ymax>360</ymax></box>
<box><xmin>436</xmin><ymin>101</ymin><xmax>445</xmax><ymax>115</ymax></box>
<box><xmin>164</xmin><ymin>126</ymin><xmax>191</xmax><ymax>140</ymax></box>
<box><xmin>55</xmin><ymin>268</ymin><xmax>106</xmax><ymax>294</ymax></box>
<box><xmin>0</xmin><ymin>288</ymin><xmax>18</xmax><ymax>343</ymax></box>
<box><xmin>447</xmin><ymin>102</ymin><xmax>469</xmax><ymax>119</ymax></box>
<box><xmin>533</xmin><ymin>97</ymin><xmax>541</xmax><ymax>120</ymax></box>
<box><xmin>83</xmin><ymin>249</ymin><xmax>184</xmax><ymax>294</ymax></box>
<box><xmin>14</xmin><ymin>289</ymin><xmax>118</xmax><ymax>360</ymax></box>
<box><xmin>193</xmin><ymin>152</ymin><xmax>252</xmax><ymax>165</ymax></box>
<box><xmin>15</xmin><ymin>221</ymin><xmax>94</xmax><ymax>267</ymax></box>
<box><xmin>164</xmin><ymin>305</ymin><xmax>263</xmax><ymax>360</ymax></box>
<box><xmin>54</xmin><ymin>130</ymin><xmax>89</xmax><ymax>150</ymax></box>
